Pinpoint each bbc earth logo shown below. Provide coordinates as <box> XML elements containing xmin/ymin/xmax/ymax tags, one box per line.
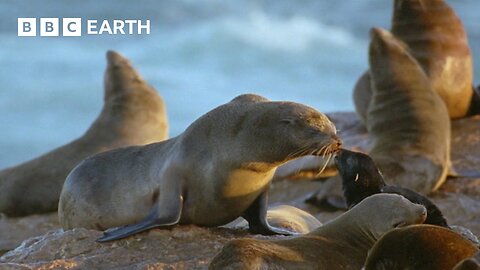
<box><xmin>17</xmin><ymin>18</ymin><xmax>150</xmax><ymax>36</ymax></box>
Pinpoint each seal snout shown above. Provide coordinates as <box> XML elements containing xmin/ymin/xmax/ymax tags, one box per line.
<box><xmin>415</xmin><ymin>205</ymin><xmax>428</xmax><ymax>224</ymax></box>
<box><xmin>324</xmin><ymin>135</ymin><xmax>342</xmax><ymax>156</ymax></box>
<box><xmin>333</xmin><ymin>148</ymin><xmax>348</xmax><ymax>164</ymax></box>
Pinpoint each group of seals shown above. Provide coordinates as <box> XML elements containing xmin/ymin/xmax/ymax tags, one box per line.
<box><xmin>354</xmin><ymin>0</ymin><xmax>475</xmax><ymax>122</ymax></box>
<box><xmin>58</xmin><ymin>94</ymin><xmax>342</xmax><ymax>242</ymax></box>
<box><xmin>364</xmin><ymin>225</ymin><xmax>479</xmax><ymax>270</ymax></box>
<box><xmin>278</xmin><ymin>0</ymin><xmax>474</xmax><ymax>194</ymax></box>
<box><xmin>0</xmin><ymin>51</ymin><xmax>168</xmax><ymax>216</ymax></box>
<box><xmin>307</xmin><ymin>25</ymin><xmax>452</xmax><ymax>206</ymax></box>
<box><xmin>209</xmin><ymin>194</ymin><xmax>427</xmax><ymax>270</ymax></box>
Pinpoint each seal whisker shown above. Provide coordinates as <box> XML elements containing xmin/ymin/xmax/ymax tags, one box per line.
<box><xmin>287</xmin><ymin>145</ymin><xmax>312</xmax><ymax>160</ymax></box>
<box><xmin>316</xmin><ymin>153</ymin><xmax>332</xmax><ymax>177</ymax></box>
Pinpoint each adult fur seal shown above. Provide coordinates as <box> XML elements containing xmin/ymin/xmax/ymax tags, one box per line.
<box><xmin>391</xmin><ymin>0</ymin><xmax>474</xmax><ymax>119</ymax></box>
<box><xmin>209</xmin><ymin>194</ymin><xmax>427</xmax><ymax>270</ymax></box>
<box><xmin>354</xmin><ymin>0</ymin><xmax>474</xmax><ymax>122</ymax></box>
<box><xmin>58</xmin><ymin>94</ymin><xmax>341</xmax><ymax>242</ymax></box>
<box><xmin>364</xmin><ymin>225</ymin><xmax>479</xmax><ymax>270</ymax></box>
<box><xmin>335</xmin><ymin>148</ymin><xmax>448</xmax><ymax>226</ymax></box>
<box><xmin>0</xmin><ymin>51</ymin><xmax>168</xmax><ymax>216</ymax></box>
<box><xmin>366</xmin><ymin>28</ymin><xmax>450</xmax><ymax>194</ymax></box>
<box><xmin>224</xmin><ymin>205</ymin><xmax>322</xmax><ymax>234</ymax></box>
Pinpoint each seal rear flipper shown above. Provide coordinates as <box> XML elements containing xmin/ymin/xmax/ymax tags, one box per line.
<box><xmin>241</xmin><ymin>190</ymin><xmax>297</xmax><ymax>236</ymax></box>
<box><xmin>97</xmin><ymin>194</ymin><xmax>183</xmax><ymax>242</ymax></box>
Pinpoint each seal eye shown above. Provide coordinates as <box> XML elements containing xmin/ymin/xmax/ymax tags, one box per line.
<box><xmin>392</xmin><ymin>221</ymin><xmax>406</xmax><ymax>228</ymax></box>
<box><xmin>280</xmin><ymin>119</ymin><xmax>295</xmax><ymax>125</ymax></box>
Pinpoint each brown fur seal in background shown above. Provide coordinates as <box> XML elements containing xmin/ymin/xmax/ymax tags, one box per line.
<box><xmin>209</xmin><ymin>194</ymin><xmax>427</xmax><ymax>270</ymax></box>
<box><xmin>391</xmin><ymin>0</ymin><xmax>474</xmax><ymax>118</ymax></box>
<box><xmin>367</xmin><ymin>28</ymin><xmax>450</xmax><ymax>193</ymax></box>
<box><xmin>354</xmin><ymin>0</ymin><xmax>474</xmax><ymax>122</ymax></box>
<box><xmin>0</xmin><ymin>51</ymin><xmax>169</xmax><ymax>216</ymax></box>
<box><xmin>224</xmin><ymin>205</ymin><xmax>322</xmax><ymax>234</ymax></box>
<box><xmin>364</xmin><ymin>225</ymin><xmax>479</xmax><ymax>270</ymax></box>
<box><xmin>352</xmin><ymin>72</ymin><xmax>372</xmax><ymax>125</ymax></box>
<box><xmin>58</xmin><ymin>94</ymin><xmax>341</xmax><ymax>242</ymax></box>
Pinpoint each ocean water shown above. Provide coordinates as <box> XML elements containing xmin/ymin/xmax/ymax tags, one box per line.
<box><xmin>0</xmin><ymin>0</ymin><xmax>479</xmax><ymax>168</ymax></box>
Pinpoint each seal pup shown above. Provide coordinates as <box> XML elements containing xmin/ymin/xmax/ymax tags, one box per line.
<box><xmin>209</xmin><ymin>193</ymin><xmax>427</xmax><ymax>270</ymax></box>
<box><xmin>335</xmin><ymin>148</ymin><xmax>448</xmax><ymax>226</ymax></box>
<box><xmin>366</xmin><ymin>28</ymin><xmax>450</xmax><ymax>194</ymax></box>
<box><xmin>364</xmin><ymin>225</ymin><xmax>479</xmax><ymax>270</ymax></box>
<box><xmin>223</xmin><ymin>205</ymin><xmax>322</xmax><ymax>234</ymax></box>
<box><xmin>58</xmin><ymin>94</ymin><xmax>341</xmax><ymax>242</ymax></box>
<box><xmin>353</xmin><ymin>0</ymin><xmax>474</xmax><ymax>122</ymax></box>
<box><xmin>0</xmin><ymin>50</ymin><xmax>168</xmax><ymax>216</ymax></box>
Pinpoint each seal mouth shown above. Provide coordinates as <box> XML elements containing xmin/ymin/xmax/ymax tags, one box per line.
<box><xmin>284</xmin><ymin>135</ymin><xmax>342</xmax><ymax>177</ymax></box>
<box><xmin>313</xmin><ymin>136</ymin><xmax>342</xmax><ymax>176</ymax></box>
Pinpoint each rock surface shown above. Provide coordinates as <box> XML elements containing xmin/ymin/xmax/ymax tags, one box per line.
<box><xmin>1</xmin><ymin>112</ymin><xmax>479</xmax><ymax>269</ymax></box>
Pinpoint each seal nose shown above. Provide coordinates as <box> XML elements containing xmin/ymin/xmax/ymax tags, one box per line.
<box><xmin>331</xmin><ymin>135</ymin><xmax>342</xmax><ymax>151</ymax></box>
<box><xmin>415</xmin><ymin>205</ymin><xmax>427</xmax><ymax>224</ymax></box>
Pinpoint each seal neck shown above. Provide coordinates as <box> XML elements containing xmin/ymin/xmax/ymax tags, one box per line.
<box><xmin>320</xmin><ymin>212</ymin><xmax>378</xmax><ymax>250</ymax></box>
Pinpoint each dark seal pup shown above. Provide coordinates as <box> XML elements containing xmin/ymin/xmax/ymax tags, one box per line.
<box><xmin>335</xmin><ymin>148</ymin><xmax>448</xmax><ymax>227</ymax></box>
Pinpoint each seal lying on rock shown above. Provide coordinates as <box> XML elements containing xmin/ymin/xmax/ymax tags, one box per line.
<box><xmin>0</xmin><ymin>50</ymin><xmax>168</xmax><ymax>216</ymax></box>
<box><xmin>364</xmin><ymin>225</ymin><xmax>479</xmax><ymax>270</ymax></box>
<box><xmin>335</xmin><ymin>148</ymin><xmax>448</xmax><ymax>226</ymax></box>
<box><xmin>59</xmin><ymin>94</ymin><xmax>341</xmax><ymax>242</ymax></box>
<box><xmin>354</xmin><ymin>0</ymin><xmax>475</xmax><ymax>122</ymax></box>
<box><xmin>209</xmin><ymin>193</ymin><xmax>427</xmax><ymax>270</ymax></box>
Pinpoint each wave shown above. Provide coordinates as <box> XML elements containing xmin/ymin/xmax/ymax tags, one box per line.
<box><xmin>220</xmin><ymin>11</ymin><xmax>356</xmax><ymax>53</ymax></box>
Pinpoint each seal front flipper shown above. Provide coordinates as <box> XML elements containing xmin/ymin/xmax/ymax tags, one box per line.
<box><xmin>97</xmin><ymin>194</ymin><xmax>183</xmax><ymax>242</ymax></box>
<box><xmin>242</xmin><ymin>190</ymin><xmax>297</xmax><ymax>236</ymax></box>
<box><xmin>97</xmin><ymin>178</ymin><xmax>184</xmax><ymax>242</ymax></box>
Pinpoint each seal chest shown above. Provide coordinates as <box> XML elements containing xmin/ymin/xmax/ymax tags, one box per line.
<box><xmin>222</xmin><ymin>168</ymin><xmax>275</xmax><ymax>198</ymax></box>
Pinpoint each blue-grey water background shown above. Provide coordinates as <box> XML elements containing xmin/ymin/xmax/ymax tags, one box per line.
<box><xmin>0</xmin><ymin>0</ymin><xmax>479</xmax><ymax>168</ymax></box>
